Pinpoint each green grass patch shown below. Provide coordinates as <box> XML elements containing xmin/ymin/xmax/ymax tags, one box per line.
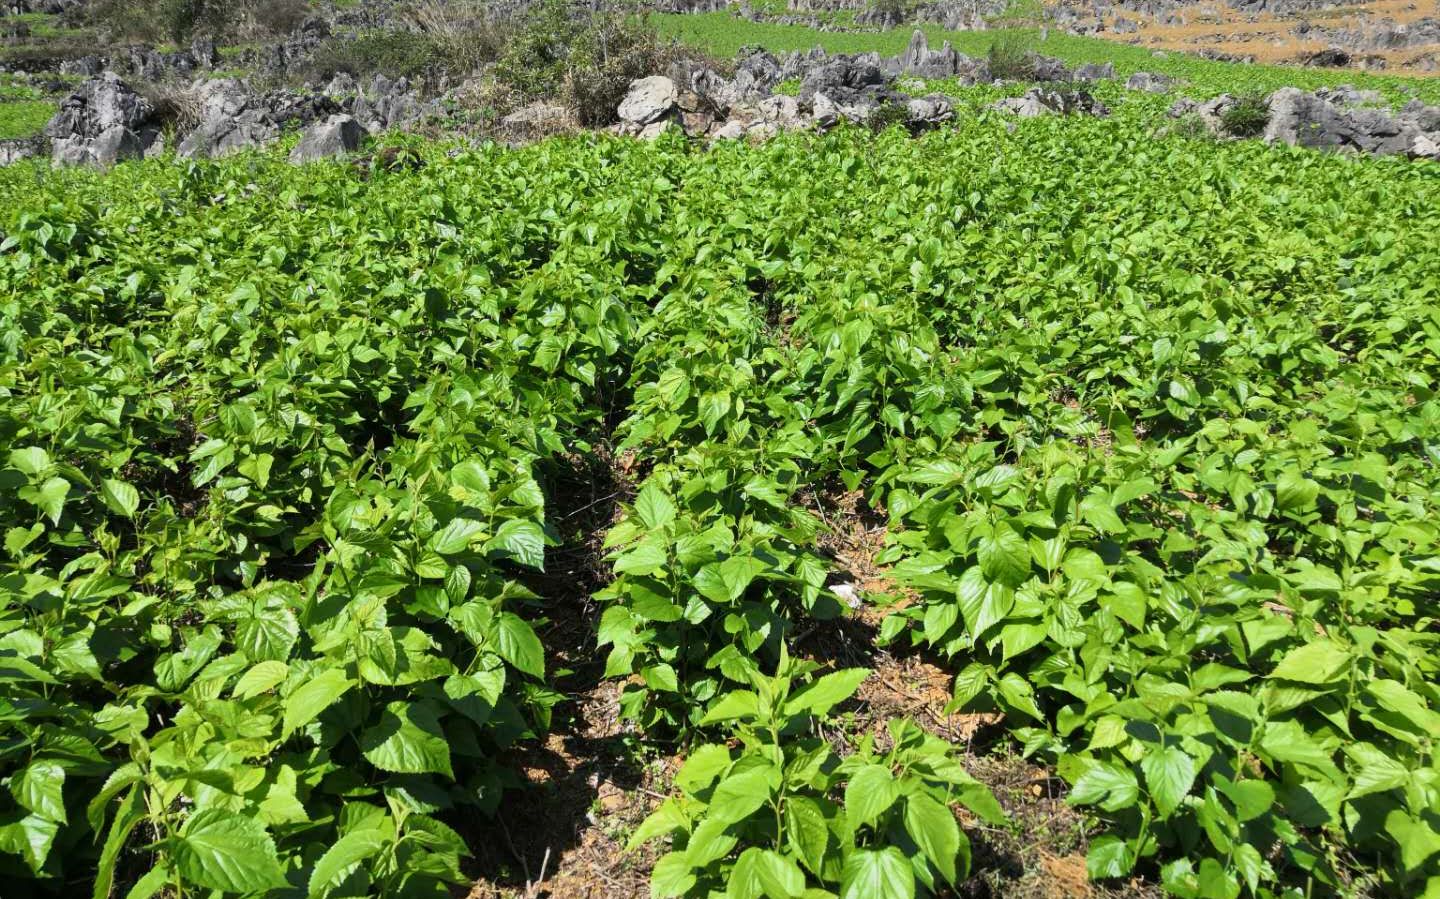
<box><xmin>0</xmin><ymin>100</ymin><xmax>52</xmax><ymax>140</ymax></box>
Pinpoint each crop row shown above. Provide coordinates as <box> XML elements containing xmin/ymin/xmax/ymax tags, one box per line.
<box><xmin>1</xmin><ymin>117</ymin><xmax>1438</xmax><ymax>899</ymax></box>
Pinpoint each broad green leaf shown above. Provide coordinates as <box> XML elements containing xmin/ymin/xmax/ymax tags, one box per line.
<box><xmin>283</xmin><ymin>669</ymin><xmax>355</xmax><ymax>737</ymax></box>
<box><xmin>93</xmin><ymin>786</ymin><xmax>144</xmax><ymax>899</ymax></box>
<box><xmin>977</xmin><ymin>522</ymin><xmax>1030</xmax><ymax>587</ymax></box>
<box><xmin>675</xmin><ymin>743</ymin><xmax>734</xmax><ymax>793</ymax></box>
<box><xmin>24</xmin><ymin>476</ymin><xmax>70</xmax><ymax>525</ymax></box>
<box><xmin>493</xmin><ymin>612</ymin><xmax>545</xmax><ymax>678</ymax></box>
<box><xmin>308</xmin><ymin>828</ymin><xmax>388</xmax><ymax>897</ymax></box>
<box><xmin>100</xmin><ymin>479</ymin><xmax>140</xmax><ymax>517</ymax></box>
<box><xmin>784</xmin><ymin>796</ymin><xmax>830</xmax><ymax>875</ymax></box>
<box><xmin>487</xmin><ymin>518</ymin><xmax>546</xmax><ymax>570</ymax></box>
<box><xmin>904</xmin><ymin>793</ymin><xmax>964</xmax><ymax>884</ymax></box>
<box><xmin>236</xmin><ymin>605</ymin><xmax>299</xmax><ymax>663</ymax></box>
<box><xmin>8</xmin><ymin>446</ymin><xmax>49</xmax><ymax>476</ymax></box>
<box><xmin>432</xmin><ymin>518</ymin><xmax>486</xmax><ymax>555</ymax></box>
<box><xmin>1275</xmin><ymin>470</ymin><xmax>1319</xmax><ymax>512</ymax></box>
<box><xmin>709</xmin><ymin>768</ymin><xmax>774</xmax><ymax>824</ymax></box>
<box><xmin>1069</xmin><ymin>762</ymin><xmax>1140</xmax><ymax>812</ymax></box>
<box><xmin>695</xmin><ymin>555</ymin><xmax>768</xmax><ymax>603</ymax></box>
<box><xmin>783</xmin><ymin>668</ymin><xmax>868</xmax><ymax>718</ymax></box>
<box><xmin>1216</xmin><ymin>777</ymin><xmax>1274</xmax><ymax>822</ymax></box>
<box><xmin>1269</xmin><ymin>640</ymin><xmax>1351</xmax><ymax>685</ymax></box>
<box><xmin>840</xmin><ymin>847</ymin><xmax>914</xmax><ymax>899</ymax></box>
<box><xmin>615</xmin><ymin>540</ymin><xmax>668</xmax><ymax>576</ymax></box>
<box><xmin>11</xmin><ymin>761</ymin><xmax>65</xmax><ymax>823</ymax></box>
<box><xmin>1346</xmin><ymin>743</ymin><xmax>1410</xmax><ymax>798</ymax></box>
<box><xmin>1141</xmin><ymin>744</ymin><xmax>1197</xmax><ymax>817</ymax></box>
<box><xmin>234</xmin><ymin>660</ymin><xmax>289</xmax><ymax>700</ymax></box>
<box><xmin>727</xmin><ymin>847</ymin><xmax>805</xmax><ymax>899</ymax></box>
<box><xmin>172</xmin><ymin>809</ymin><xmax>287</xmax><ymax>892</ymax></box>
<box><xmin>0</xmin><ymin>812</ymin><xmax>58</xmax><ymax>873</ymax></box>
<box><xmin>360</xmin><ymin>701</ymin><xmax>454</xmax><ymax>777</ymax></box>
<box><xmin>634</xmin><ymin>482</ymin><xmax>677</xmax><ymax>530</ymax></box>
<box><xmin>845</xmin><ymin>764</ymin><xmax>900</xmax><ymax>827</ymax></box>
<box><xmin>651</xmin><ymin>852</ymin><xmax>696</xmax><ymax>898</ymax></box>
<box><xmin>1086</xmin><ymin>835</ymin><xmax>1134</xmax><ymax>879</ymax></box>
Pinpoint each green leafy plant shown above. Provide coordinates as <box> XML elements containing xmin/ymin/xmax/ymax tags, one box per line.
<box><xmin>631</xmin><ymin>652</ymin><xmax>1005</xmax><ymax>898</ymax></box>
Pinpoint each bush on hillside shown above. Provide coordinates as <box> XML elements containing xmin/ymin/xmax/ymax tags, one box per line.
<box><xmin>1221</xmin><ymin>93</ymin><xmax>1270</xmax><ymax>137</ymax></box>
<box><xmin>407</xmin><ymin>0</ymin><xmax>510</xmax><ymax>76</ymax></box>
<box><xmin>495</xmin><ymin>0</ymin><xmax>684</xmax><ymax>126</ymax></box>
<box><xmin>986</xmin><ymin>33</ymin><xmax>1035</xmax><ymax>81</ymax></box>
<box><xmin>306</xmin><ymin>31</ymin><xmax>447</xmax><ymax>81</ymax></box>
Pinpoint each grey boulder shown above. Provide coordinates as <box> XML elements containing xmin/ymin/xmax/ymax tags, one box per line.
<box><xmin>618</xmin><ymin>76</ymin><xmax>678</xmax><ymax>126</ymax></box>
<box><xmin>45</xmin><ymin>73</ymin><xmax>152</xmax><ymax>141</ymax></box>
<box><xmin>289</xmin><ymin>115</ymin><xmax>365</xmax><ymax>164</ymax></box>
<box><xmin>51</xmin><ymin>125</ymin><xmax>143</xmax><ymax>168</ymax></box>
<box><xmin>1126</xmin><ymin>71</ymin><xmax>1175</xmax><ymax>93</ymax></box>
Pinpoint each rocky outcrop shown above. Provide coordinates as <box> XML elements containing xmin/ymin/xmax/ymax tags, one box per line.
<box><xmin>0</xmin><ymin>137</ymin><xmax>45</xmax><ymax>166</ymax></box>
<box><xmin>289</xmin><ymin>114</ymin><xmax>365</xmax><ymax>163</ymax></box>
<box><xmin>1126</xmin><ymin>71</ymin><xmax>1176</xmax><ymax>93</ymax></box>
<box><xmin>177</xmin><ymin>79</ymin><xmax>279</xmax><ymax>159</ymax></box>
<box><xmin>1168</xmin><ymin>87</ymin><xmax>1440</xmax><ymax>161</ymax></box>
<box><xmin>44</xmin><ymin>74</ymin><xmax>157</xmax><ymax>167</ymax></box>
<box><xmin>1074</xmin><ymin>62</ymin><xmax>1115</xmax><ymax>81</ymax></box>
<box><xmin>615</xmin><ymin>46</ymin><xmax>965</xmax><ymax>142</ymax></box>
<box><xmin>618</xmin><ymin>75</ymin><xmax>680</xmax><ymax>126</ymax></box>
<box><xmin>1262</xmin><ymin>86</ymin><xmax>1438</xmax><ymax>157</ymax></box>
<box><xmin>896</xmin><ymin>30</ymin><xmax>991</xmax><ymax>84</ymax></box>
<box><xmin>993</xmin><ymin>87</ymin><xmax>1110</xmax><ymax>117</ymax></box>
<box><xmin>350</xmin><ymin>76</ymin><xmax>425</xmax><ymax>133</ymax></box>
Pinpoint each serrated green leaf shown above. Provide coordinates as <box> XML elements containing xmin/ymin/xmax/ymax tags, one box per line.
<box><xmin>845</xmin><ymin>764</ymin><xmax>900</xmax><ymax>827</ymax></box>
<box><xmin>360</xmin><ymin>700</ymin><xmax>454</xmax><ymax>777</ymax></box>
<box><xmin>904</xmin><ymin>792</ymin><xmax>964</xmax><ymax>884</ymax></box>
<box><xmin>172</xmin><ymin>809</ymin><xmax>287</xmax><ymax>892</ymax></box>
<box><xmin>840</xmin><ymin>847</ymin><xmax>914</xmax><ymax>899</ymax></box>
<box><xmin>1141</xmin><ymin>744</ymin><xmax>1196</xmax><ymax>817</ymax></box>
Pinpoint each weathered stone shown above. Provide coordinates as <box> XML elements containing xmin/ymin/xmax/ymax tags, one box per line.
<box><xmin>906</xmin><ymin>94</ymin><xmax>955</xmax><ymax>128</ymax></box>
<box><xmin>618</xmin><ymin>76</ymin><xmax>678</xmax><ymax>126</ymax></box>
<box><xmin>812</xmin><ymin>92</ymin><xmax>840</xmax><ymax>128</ymax></box>
<box><xmin>44</xmin><ymin>73</ymin><xmax>152</xmax><ymax>141</ymax></box>
<box><xmin>51</xmin><ymin>124</ymin><xmax>142</xmax><ymax>167</ymax></box>
<box><xmin>994</xmin><ymin>87</ymin><xmax>1108</xmax><ymax>118</ymax></box>
<box><xmin>1126</xmin><ymin>71</ymin><xmax>1175</xmax><ymax>93</ymax></box>
<box><xmin>1074</xmin><ymin>62</ymin><xmax>1115</xmax><ymax>81</ymax></box>
<box><xmin>500</xmin><ymin>102</ymin><xmax>572</xmax><ymax>131</ymax></box>
<box><xmin>710</xmin><ymin>119</ymin><xmax>749</xmax><ymax>140</ymax></box>
<box><xmin>758</xmin><ymin>94</ymin><xmax>804</xmax><ymax>129</ymax></box>
<box><xmin>289</xmin><ymin>114</ymin><xmax>364</xmax><ymax>164</ymax></box>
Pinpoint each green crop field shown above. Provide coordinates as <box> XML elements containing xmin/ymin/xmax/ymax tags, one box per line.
<box><xmin>1</xmin><ymin>57</ymin><xmax>1439</xmax><ymax>899</ymax></box>
<box><xmin>0</xmin><ymin>100</ymin><xmax>53</xmax><ymax>141</ymax></box>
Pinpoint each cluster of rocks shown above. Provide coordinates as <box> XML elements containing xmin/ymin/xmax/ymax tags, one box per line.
<box><xmin>650</xmin><ymin>0</ymin><xmax>1001</xmax><ymax>32</ymax></box>
<box><xmin>1294</xmin><ymin>17</ymin><xmax>1440</xmax><ymax>53</ymax></box>
<box><xmin>608</xmin><ymin>32</ymin><xmax>1127</xmax><ymax>141</ymax></box>
<box><xmin>60</xmin><ymin>39</ymin><xmax>221</xmax><ymax>81</ymax></box>
<box><xmin>611</xmin><ymin>68</ymin><xmax>957</xmax><ymax>140</ymax></box>
<box><xmin>44</xmin><ymin>74</ymin><xmax>159</xmax><ymax>166</ymax></box>
<box><xmin>34</xmin><ymin>73</ymin><xmax>383</xmax><ymax>167</ymax></box>
<box><xmin>993</xmin><ymin>86</ymin><xmax>1110</xmax><ymax>117</ymax></box>
<box><xmin>1169</xmin><ymin>85</ymin><xmax>1440</xmax><ymax>160</ymax></box>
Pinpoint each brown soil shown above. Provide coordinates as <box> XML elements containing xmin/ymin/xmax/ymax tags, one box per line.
<box><xmin>1061</xmin><ymin>0</ymin><xmax>1440</xmax><ymax>75</ymax></box>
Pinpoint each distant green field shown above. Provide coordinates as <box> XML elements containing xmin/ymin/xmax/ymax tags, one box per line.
<box><xmin>0</xmin><ymin>100</ymin><xmax>52</xmax><ymax>140</ymax></box>
<box><xmin>656</xmin><ymin>13</ymin><xmax>1440</xmax><ymax>104</ymax></box>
